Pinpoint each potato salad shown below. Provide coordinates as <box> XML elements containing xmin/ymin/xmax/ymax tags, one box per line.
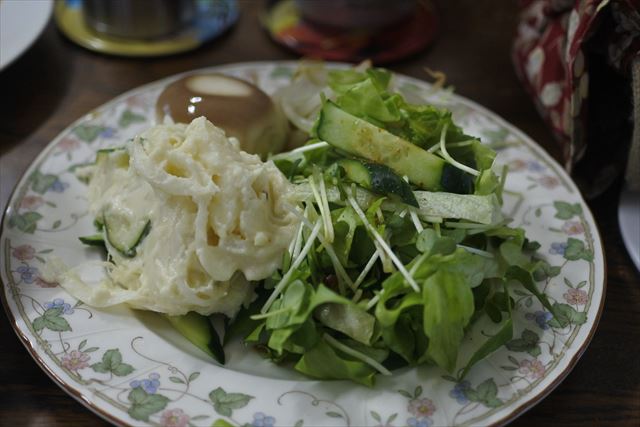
<box><xmin>47</xmin><ymin>117</ymin><xmax>299</xmax><ymax>316</ymax></box>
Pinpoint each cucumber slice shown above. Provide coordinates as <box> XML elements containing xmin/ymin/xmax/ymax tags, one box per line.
<box><xmin>164</xmin><ymin>312</ymin><xmax>225</xmax><ymax>363</ymax></box>
<box><xmin>339</xmin><ymin>159</ymin><xmax>418</xmax><ymax>207</ymax></box>
<box><xmin>96</xmin><ymin>147</ymin><xmax>128</xmax><ymax>169</ymax></box>
<box><xmin>314</xmin><ymin>101</ymin><xmax>444</xmax><ymax>190</ymax></box>
<box><xmin>103</xmin><ymin>210</ymin><xmax>150</xmax><ymax>258</ymax></box>
<box><xmin>96</xmin><ymin>147</ymin><xmax>124</xmax><ymax>154</ymax></box>
<box><xmin>93</xmin><ymin>218</ymin><xmax>104</xmax><ymax>231</ymax></box>
<box><xmin>78</xmin><ymin>234</ymin><xmax>106</xmax><ymax>248</ymax></box>
<box><xmin>441</xmin><ymin>163</ymin><xmax>475</xmax><ymax>194</ymax></box>
<box><xmin>315</xmin><ymin>101</ymin><xmax>473</xmax><ymax>193</ymax></box>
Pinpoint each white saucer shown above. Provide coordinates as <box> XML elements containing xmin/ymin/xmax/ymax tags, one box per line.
<box><xmin>619</xmin><ymin>186</ymin><xmax>640</xmax><ymax>272</ymax></box>
<box><xmin>0</xmin><ymin>0</ymin><xmax>53</xmax><ymax>70</ymax></box>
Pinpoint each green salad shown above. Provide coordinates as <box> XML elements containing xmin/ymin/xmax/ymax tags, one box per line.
<box><xmin>221</xmin><ymin>65</ymin><xmax>557</xmax><ymax>386</ymax></box>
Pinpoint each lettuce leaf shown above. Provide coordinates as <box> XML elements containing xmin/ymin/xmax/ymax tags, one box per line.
<box><xmin>422</xmin><ymin>270</ymin><xmax>475</xmax><ymax>372</ymax></box>
<box><xmin>294</xmin><ymin>339</ymin><xmax>377</xmax><ymax>386</ymax></box>
<box><xmin>328</xmin><ymin>68</ymin><xmax>475</xmax><ymax>151</ymax></box>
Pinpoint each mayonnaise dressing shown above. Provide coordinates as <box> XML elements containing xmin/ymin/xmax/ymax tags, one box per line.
<box><xmin>46</xmin><ymin>117</ymin><xmax>299</xmax><ymax>316</ymax></box>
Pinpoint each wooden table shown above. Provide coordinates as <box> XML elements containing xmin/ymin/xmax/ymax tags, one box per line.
<box><xmin>1</xmin><ymin>2</ymin><xmax>638</xmax><ymax>426</ymax></box>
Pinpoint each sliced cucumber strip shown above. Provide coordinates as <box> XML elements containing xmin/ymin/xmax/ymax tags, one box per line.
<box><xmin>339</xmin><ymin>159</ymin><xmax>418</xmax><ymax>207</ymax></box>
<box><xmin>93</xmin><ymin>218</ymin><xmax>104</xmax><ymax>231</ymax></box>
<box><xmin>96</xmin><ymin>147</ymin><xmax>129</xmax><ymax>169</ymax></box>
<box><xmin>164</xmin><ymin>312</ymin><xmax>225</xmax><ymax>363</ymax></box>
<box><xmin>103</xmin><ymin>210</ymin><xmax>150</xmax><ymax>258</ymax></box>
<box><xmin>315</xmin><ymin>101</ymin><xmax>445</xmax><ymax>191</ymax></box>
<box><xmin>78</xmin><ymin>233</ymin><xmax>106</xmax><ymax>248</ymax></box>
<box><xmin>441</xmin><ymin>163</ymin><xmax>475</xmax><ymax>194</ymax></box>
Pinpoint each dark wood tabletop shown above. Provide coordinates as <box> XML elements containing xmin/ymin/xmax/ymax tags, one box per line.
<box><xmin>1</xmin><ymin>1</ymin><xmax>639</xmax><ymax>426</ymax></box>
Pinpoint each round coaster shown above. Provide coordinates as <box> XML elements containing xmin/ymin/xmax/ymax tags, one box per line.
<box><xmin>54</xmin><ymin>0</ymin><xmax>239</xmax><ymax>57</ymax></box>
<box><xmin>262</xmin><ymin>0</ymin><xmax>438</xmax><ymax>64</ymax></box>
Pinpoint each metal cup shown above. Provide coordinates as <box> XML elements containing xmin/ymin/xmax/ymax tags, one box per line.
<box><xmin>83</xmin><ymin>0</ymin><xmax>196</xmax><ymax>40</ymax></box>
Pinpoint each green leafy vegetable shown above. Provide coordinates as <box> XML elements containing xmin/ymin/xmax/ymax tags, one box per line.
<box><xmin>421</xmin><ymin>270</ymin><xmax>475</xmax><ymax>372</ymax></box>
<box><xmin>249</xmin><ymin>63</ymin><xmax>559</xmax><ymax>385</ymax></box>
<box><xmin>294</xmin><ymin>338</ymin><xmax>378</xmax><ymax>386</ymax></box>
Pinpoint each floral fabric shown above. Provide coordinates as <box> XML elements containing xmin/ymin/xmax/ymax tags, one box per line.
<box><xmin>513</xmin><ymin>0</ymin><xmax>640</xmax><ymax>196</ymax></box>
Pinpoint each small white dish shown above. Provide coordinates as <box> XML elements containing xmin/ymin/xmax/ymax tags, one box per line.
<box><xmin>0</xmin><ymin>0</ymin><xmax>53</xmax><ymax>70</ymax></box>
<box><xmin>619</xmin><ymin>186</ymin><xmax>640</xmax><ymax>271</ymax></box>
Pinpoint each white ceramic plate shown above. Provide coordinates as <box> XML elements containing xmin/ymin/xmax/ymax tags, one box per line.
<box><xmin>0</xmin><ymin>0</ymin><xmax>53</xmax><ymax>70</ymax></box>
<box><xmin>0</xmin><ymin>62</ymin><xmax>605</xmax><ymax>427</ymax></box>
<box><xmin>619</xmin><ymin>186</ymin><xmax>640</xmax><ymax>272</ymax></box>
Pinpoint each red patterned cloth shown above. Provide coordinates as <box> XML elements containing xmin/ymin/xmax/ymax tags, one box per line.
<box><xmin>513</xmin><ymin>0</ymin><xmax>640</xmax><ymax>196</ymax></box>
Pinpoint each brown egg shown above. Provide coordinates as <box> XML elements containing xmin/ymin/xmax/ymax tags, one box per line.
<box><xmin>156</xmin><ymin>73</ymin><xmax>288</xmax><ymax>158</ymax></box>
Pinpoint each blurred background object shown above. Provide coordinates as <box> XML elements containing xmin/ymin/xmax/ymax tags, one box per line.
<box><xmin>83</xmin><ymin>0</ymin><xmax>196</xmax><ymax>39</ymax></box>
<box><xmin>512</xmin><ymin>0</ymin><xmax>639</xmax><ymax>197</ymax></box>
<box><xmin>262</xmin><ymin>0</ymin><xmax>438</xmax><ymax>64</ymax></box>
<box><xmin>620</xmin><ymin>57</ymin><xmax>639</xmax><ymax>272</ymax></box>
<box><xmin>296</xmin><ymin>0</ymin><xmax>415</xmax><ymax>30</ymax></box>
<box><xmin>0</xmin><ymin>0</ymin><xmax>53</xmax><ymax>71</ymax></box>
<box><xmin>55</xmin><ymin>0</ymin><xmax>239</xmax><ymax>57</ymax></box>
<box><xmin>619</xmin><ymin>185</ymin><xmax>640</xmax><ymax>271</ymax></box>
<box><xmin>512</xmin><ymin>0</ymin><xmax>640</xmax><ymax>272</ymax></box>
